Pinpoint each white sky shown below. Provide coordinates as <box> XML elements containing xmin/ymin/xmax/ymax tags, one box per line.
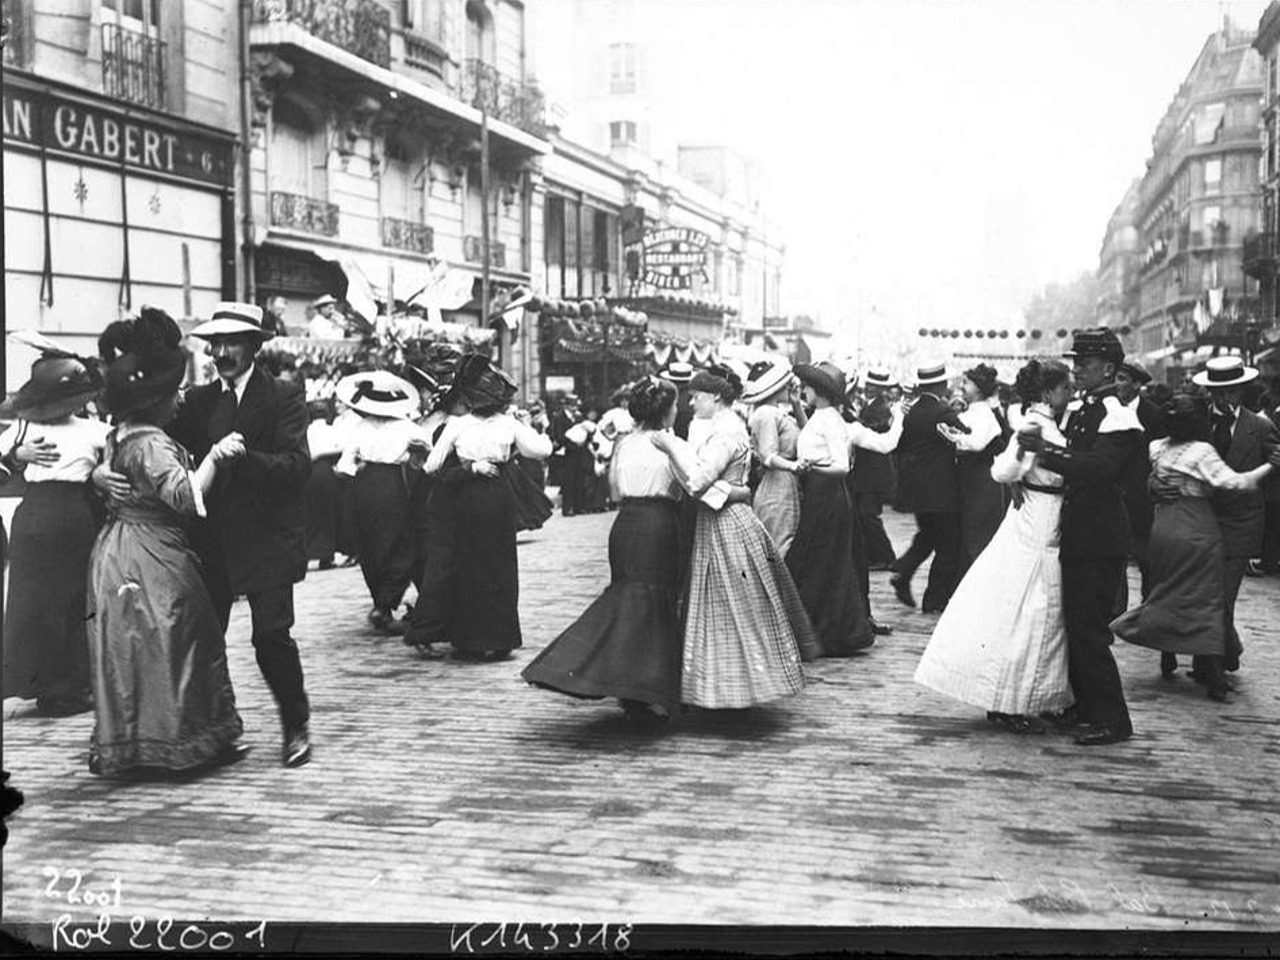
<box><xmin>551</xmin><ymin>0</ymin><xmax>1271</xmax><ymax>345</ymax></box>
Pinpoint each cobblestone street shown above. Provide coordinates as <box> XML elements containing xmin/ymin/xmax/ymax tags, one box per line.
<box><xmin>3</xmin><ymin>508</ymin><xmax>1279</xmax><ymax>937</ymax></box>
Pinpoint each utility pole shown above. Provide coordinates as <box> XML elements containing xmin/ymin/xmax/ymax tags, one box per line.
<box><xmin>480</xmin><ymin>81</ymin><xmax>491</xmax><ymax>345</ymax></box>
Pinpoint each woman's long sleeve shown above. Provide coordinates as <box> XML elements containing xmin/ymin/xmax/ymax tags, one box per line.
<box><xmin>663</xmin><ymin>433</ymin><xmax>736</xmax><ymax>497</ymax></box>
<box><xmin>513</xmin><ymin>420</ymin><xmax>553</xmax><ymax>460</ymax></box>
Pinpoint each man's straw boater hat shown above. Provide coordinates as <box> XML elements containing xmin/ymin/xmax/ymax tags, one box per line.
<box><xmin>1191</xmin><ymin>356</ymin><xmax>1258</xmax><ymax>389</ymax></box>
<box><xmin>914</xmin><ymin>361</ymin><xmax>950</xmax><ymax>386</ymax></box>
<box><xmin>190</xmin><ymin>302</ymin><xmax>276</xmax><ymax>341</ymax></box>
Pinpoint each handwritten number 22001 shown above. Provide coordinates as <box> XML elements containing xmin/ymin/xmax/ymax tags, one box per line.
<box><xmin>43</xmin><ymin>868</ymin><xmax>122</xmax><ymax>909</ymax></box>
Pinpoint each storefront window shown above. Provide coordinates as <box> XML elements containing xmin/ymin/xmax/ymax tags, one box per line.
<box><xmin>545</xmin><ymin>195</ymin><xmax>565</xmax><ymax>297</ymax></box>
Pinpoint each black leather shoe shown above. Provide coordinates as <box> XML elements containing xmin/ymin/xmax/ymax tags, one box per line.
<box><xmin>210</xmin><ymin>742</ymin><xmax>252</xmax><ymax>769</ymax></box>
<box><xmin>1160</xmin><ymin>652</ymin><xmax>1178</xmax><ymax>680</ymax></box>
<box><xmin>870</xmin><ymin>619</ymin><xmax>893</xmax><ymax>636</ymax></box>
<box><xmin>283</xmin><ymin>726</ymin><xmax>312</xmax><ymax>768</ymax></box>
<box><xmin>1073</xmin><ymin>725</ymin><xmax>1132</xmax><ymax>746</ymax></box>
<box><xmin>890</xmin><ymin>575</ymin><xmax>916</xmax><ymax>608</ymax></box>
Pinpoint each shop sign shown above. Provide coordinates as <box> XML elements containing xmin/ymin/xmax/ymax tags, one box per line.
<box><xmin>545</xmin><ymin>375</ymin><xmax>576</xmax><ymax>394</ymax></box>
<box><xmin>2</xmin><ymin>83</ymin><xmax>234</xmax><ymax>188</ymax></box>
<box><xmin>639</xmin><ymin>227</ymin><xmax>708</xmax><ymax>290</ymax></box>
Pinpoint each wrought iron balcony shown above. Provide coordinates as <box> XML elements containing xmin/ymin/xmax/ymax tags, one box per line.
<box><xmin>253</xmin><ymin>0</ymin><xmax>390</xmax><ymax>69</ymax></box>
<box><xmin>464</xmin><ymin>235</ymin><xmax>506</xmax><ymax>269</ymax></box>
<box><xmin>459</xmin><ymin>60</ymin><xmax>547</xmax><ymax>138</ymax></box>
<box><xmin>101</xmin><ymin>23</ymin><xmax>167</xmax><ymax>110</ymax></box>
<box><xmin>1244</xmin><ymin>232</ymin><xmax>1278</xmax><ymax>279</ymax></box>
<box><xmin>270</xmin><ymin>191</ymin><xmax>339</xmax><ymax>236</ymax></box>
<box><xmin>382</xmin><ymin>217</ymin><xmax>434</xmax><ymax>255</ymax></box>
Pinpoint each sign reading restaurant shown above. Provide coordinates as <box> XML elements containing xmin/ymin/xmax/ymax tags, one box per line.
<box><xmin>2</xmin><ymin>82</ymin><xmax>234</xmax><ymax>188</ymax></box>
<box><xmin>640</xmin><ymin>226</ymin><xmax>709</xmax><ymax>290</ymax></box>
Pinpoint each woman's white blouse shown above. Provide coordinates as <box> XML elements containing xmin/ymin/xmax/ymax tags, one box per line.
<box><xmin>426</xmin><ymin>413</ymin><xmax>552</xmax><ymax>472</ymax></box>
<box><xmin>610</xmin><ymin>431</ymin><xmax>682</xmax><ymax>499</ymax></box>
<box><xmin>796</xmin><ymin>407</ymin><xmax>850</xmax><ymax>472</ymax></box>
<box><xmin>951</xmin><ymin>400</ymin><xmax>1002</xmax><ymax>453</ymax></box>
<box><xmin>0</xmin><ymin>416</ymin><xmax>110</xmax><ymax>483</ymax></box>
<box><xmin>991</xmin><ymin>404</ymin><xmax>1065</xmax><ymax>486</ymax></box>
<box><xmin>335</xmin><ymin>415</ymin><xmax>433</xmax><ymax>474</ymax></box>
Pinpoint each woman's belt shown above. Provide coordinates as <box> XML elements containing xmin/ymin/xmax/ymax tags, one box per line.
<box><xmin>1020</xmin><ymin>480</ymin><xmax>1063</xmax><ymax>495</ymax></box>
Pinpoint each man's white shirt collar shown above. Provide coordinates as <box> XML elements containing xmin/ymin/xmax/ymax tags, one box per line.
<box><xmin>222</xmin><ymin>363</ymin><xmax>255</xmax><ymax>403</ymax></box>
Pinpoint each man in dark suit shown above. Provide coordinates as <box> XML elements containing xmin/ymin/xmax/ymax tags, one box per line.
<box><xmin>1192</xmin><ymin>357</ymin><xmax>1280</xmax><ymax>678</ymax></box>
<box><xmin>891</xmin><ymin>362</ymin><xmax>966</xmax><ymax>614</ymax></box>
<box><xmin>549</xmin><ymin>394</ymin><xmax>588</xmax><ymax>517</ymax></box>
<box><xmin>661</xmin><ymin>361</ymin><xmax>696</xmax><ymax>441</ymax></box>
<box><xmin>1113</xmin><ymin>359</ymin><xmax>1167</xmax><ymax>610</ymax></box>
<box><xmin>853</xmin><ymin>368</ymin><xmax>899</xmax><ymax>571</ymax></box>
<box><xmin>1020</xmin><ymin>328</ymin><xmax>1140</xmax><ymax>746</ymax></box>
<box><xmin>175</xmin><ymin>302</ymin><xmax>314</xmax><ymax>767</ymax></box>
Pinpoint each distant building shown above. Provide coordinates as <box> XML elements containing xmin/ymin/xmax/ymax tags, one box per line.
<box><xmin>1245</xmin><ymin>1</ymin><xmax>1280</xmax><ymax>365</ymax></box>
<box><xmin>1134</xmin><ymin>18</ymin><xmax>1263</xmax><ymax>383</ymax></box>
<box><xmin>1096</xmin><ymin>180</ymin><xmax>1142</xmax><ymax>352</ymax></box>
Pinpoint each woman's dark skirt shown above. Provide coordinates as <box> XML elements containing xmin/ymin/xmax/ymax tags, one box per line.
<box><xmin>3</xmin><ymin>482</ymin><xmax>100</xmax><ymax>701</ymax></box>
<box><xmin>503</xmin><ymin>458</ymin><xmax>553</xmax><ymax>532</ymax></box>
<box><xmin>785</xmin><ymin>473</ymin><xmax>873</xmax><ymax>656</ymax></box>
<box><xmin>304</xmin><ymin>455</ymin><xmax>341</xmax><ymax>562</ymax></box>
<box><xmin>406</xmin><ymin>468</ymin><xmax>522</xmax><ymax>655</ymax></box>
<box><xmin>354</xmin><ymin>462</ymin><xmax>416</xmax><ymax>612</ymax></box>
<box><xmin>522</xmin><ymin>497</ymin><xmax>682</xmax><ymax>708</ymax></box>
<box><xmin>957</xmin><ymin>454</ymin><xmax>1007</xmax><ymax>574</ymax></box>
<box><xmin>1111</xmin><ymin>496</ymin><xmax>1226</xmax><ymax>656</ymax></box>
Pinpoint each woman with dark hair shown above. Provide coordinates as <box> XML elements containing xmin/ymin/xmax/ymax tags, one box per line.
<box><xmin>0</xmin><ymin>351</ymin><xmax>108</xmax><ymax>716</ymax></box>
<box><xmin>939</xmin><ymin>363</ymin><xmax>1010</xmax><ymax>576</ymax></box>
<box><xmin>914</xmin><ymin>359</ymin><xmax>1075</xmax><ymax>733</ymax></box>
<box><xmin>522</xmin><ymin>376</ymin><xmax>686</xmax><ymax>723</ymax></box>
<box><xmin>1110</xmin><ymin>392</ymin><xmax>1275</xmax><ymax>701</ymax></box>
<box><xmin>651</xmin><ymin>363</ymin><xmax>818</xmax><ymax>708</ymax></box>
<box><xmin>87</xmin><ymin>308</ymin><xmax>246</xmax><ymax>777</ymax></box>
<box><xmin>784</xmin><ymin>361</ymin><xmax>876</xmax><ymax>656</ymax></box>
<box><xmin>404</xmin><ymin>355</ymin><xmax>552</xmax><ymax>661</ymax></box>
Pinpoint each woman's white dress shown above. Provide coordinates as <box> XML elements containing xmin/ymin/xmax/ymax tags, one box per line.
<box><xmin>913</xmin><ymin>404</ymin><xmax>1074</xmax><ymax>715</ymax></box>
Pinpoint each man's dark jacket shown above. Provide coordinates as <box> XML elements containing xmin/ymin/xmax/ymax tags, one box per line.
<box><xmin>1036</xmin><ymin>391</ymin><xmax>1141</xmax><ymax>560</ymax></box>
<box><xmin>170</xmin><ymin>367</ymin><xmax>311</xmax><ymax>594</ymax></box>
<box><xmin>893</xmin><ymin>392</ymin><xmax>964</xmax><ymax>513</ymax></box>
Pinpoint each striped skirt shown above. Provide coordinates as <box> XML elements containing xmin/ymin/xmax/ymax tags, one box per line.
<box><xmin>681</xmin><ymin>502</ymin><xmax>818</xmax><ymax>708</ymax></box>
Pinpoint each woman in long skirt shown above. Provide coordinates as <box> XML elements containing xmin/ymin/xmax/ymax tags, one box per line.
<box><xmin>88</xmin><ymin>309</ymin><xmax>244</xmax><ymax>777</ymax></box>
<box><xmin>743</xmin><ymin>357</ymin><xmax>805</xmax><ymax>557</ymax></box>
<box><xmin>334</xmin><ymin>371</ymin><xmax>431</xmax><ymax>634</ymax></box>
<box><xmin>945</xmin><ymin>364</ymin><xmax>1011</xmax><ymax>577</ymax></box>
<box><xmin>914</xmin><ymin>360</ymin><xmax>1075</xmax><ymax>732</ymax></box>
<box><xmin>404</xmin><ymin>355</ymin><xmax>551</xmax><ymax>661</ymax></box>
<box><xmin>784</xmin><ymin>361</ymin><xmax>874</xmax><ymax>657</ymax></box>
<box><xmin>0</xmin><ymin>354</ymin><xmax>109</xmax><ymax>716</ymax></box>
<box><xmin>523</xmin><ymin>377</ymin><xmax>685</xmax><ymax>723</ymax></box>
<box><xmin>1110</xmin><ymin>392</ymin><xmax>1275</xmax><ymax>702</ymax></box>
<box><xmin>652</xmin><ymin>364</ymin><xmax>818</xmax><ymax>708</ymax></box>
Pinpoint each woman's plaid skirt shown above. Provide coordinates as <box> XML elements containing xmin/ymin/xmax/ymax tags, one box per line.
<box><xmin>681</xmin><ymin>502</ymin><xmax>818</xmax><ymax>708</ymax></box>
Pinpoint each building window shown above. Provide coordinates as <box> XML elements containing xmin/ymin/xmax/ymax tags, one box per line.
<box><xmin>465</xmin><ymin>0</ymin><xmax>495</xmax><ymax>65</ymax></box>
<box><xmin>381</xmin><ymin>140</ymin><xmax>423</xmax><ymax>221</ymax></box>
<box><xmin>406</xmin><ymin>0</ymin><xmax>445</xmax><ymax>43</ymax></box>
<box><xmin>609</xmin><ymin>43</ymin><xmax>637</xmax><ymax>94</ymax></box>
<box><xmin>609</xmin><ymin>121</ymin><xmax>636</xmax><ymax>148</ymax></box>
<box><xmin>545</xmin><ymin>195</ymin><xmax>565</xmax><ymax>298</ymax></box>
<box><xmin>101</xmin><ymin>0</ymin><xmax>166</xmax><ymax>109</ymax></box>
<box><xmin>271</xmin><ymin>98</ymin><xmax>327</xmax><ymax>199</ymax></box>
<box><xmin>1204</xmin><ymin>158</ymin><xmax>1221</xmax><ymax>193</ymax></box>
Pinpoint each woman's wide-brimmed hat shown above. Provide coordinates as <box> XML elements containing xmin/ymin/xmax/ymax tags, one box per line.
<box><xmin>794</xmin><ymin>361</ymin><xmax>847</xmax><ymax>404</ymax></box>
<box><xmin>335</xmin><ymin>370</ymin><xmax>420</xmax><ymax>419</ymax></box>
<box><xmin>101</xmin><ymin>309</ymin><xmax>189</xmax><ymax>417</ymax></box>
<box><xmin>1117</xmin><ymin>359</ymin><xmax>1152</xmax><ymax>385</ymax></box>
<box><xmin>1191</xmin><ymin>356</ymin><xmax>1258</xmax><ymax>389</ymax></box>
<box><xmin>914</xmin><ymin>361</ymin><xmax>950</xmax><ymax>386</ymax></box>
<box><xmin>454</xmin><ymin>354</ymin><xmax>517</xmax><ymax>409</ymax></box>
<box><xmin>0</xmin><ymin>354</ymin><xmax>103</xmax><ymax>423</ymax></box>
<box><xmin>190</xmin><ymin>301</ymin><xmax>276</xmax><ymax>341</ymax></box>
<box><xmin>739</xmin><ymin>356</ymin><xmax>793</xmax><ymax>404</ymax></box>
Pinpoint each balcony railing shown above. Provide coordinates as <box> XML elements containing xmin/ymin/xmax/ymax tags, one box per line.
<box><xmin>464</xmin><ymin>235</ymin><xmax>506</xmax><ymax>269</ymax></box>
<box><xmin>271</xmin><ymin>191</ymin><xmax>339</xmax><ymax>236</ymax></box>
<box><xmin>253</xmin><ymin>0</ymin><xmax>390</xmax><ymax>69</ymax></box>
<box><xmin>402</xmin><ymin>30</ymin><xmax>446</xmax><ymax>78</ymax></box>
<box><xmin>382</xmin><ymin>216</ymin><xmax>434</xmax><ymax>255</ymax></box>
<box><xmin>1244</xmin><ymin>232</ymin><xmax>1277</xmax><ymax>279</ymax></box>
<box><xmin>101</xmin><ymin>23</ymin><xmax>167</xmax><ymax>110</ymax></box>
<box><xmin>459</xmin><ymin>60</ymin><xmax>547</xmax><ymax>138</ymax></box>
